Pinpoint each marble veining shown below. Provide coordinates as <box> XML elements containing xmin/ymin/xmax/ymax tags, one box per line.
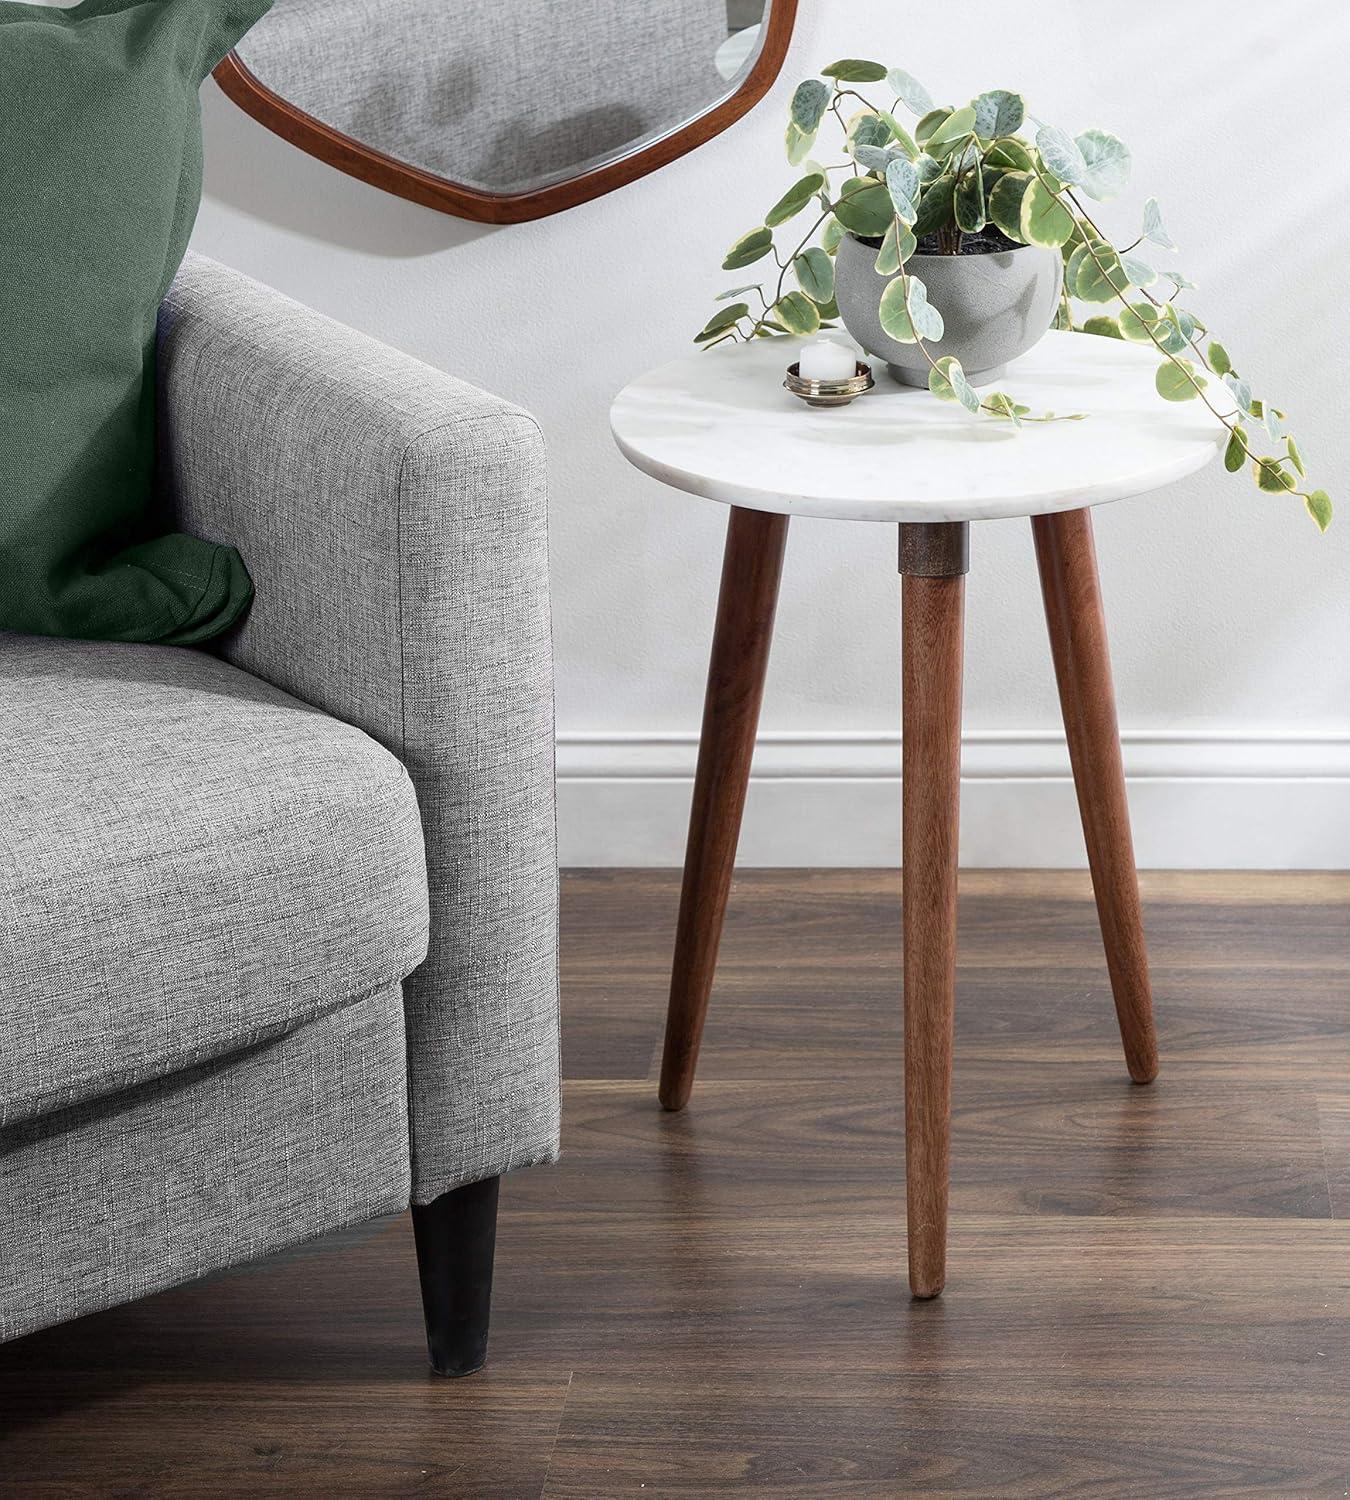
<box><xmin>610</xmin><ymin>331</ymin><xmax>1231</xmax><ymax>523</ymax></box>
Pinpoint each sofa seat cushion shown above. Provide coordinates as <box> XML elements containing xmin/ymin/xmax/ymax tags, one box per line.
<box><xmin>0</xmin><ymin>635</ymin><xmax>429</xmax><ymax>1127</ymax></box>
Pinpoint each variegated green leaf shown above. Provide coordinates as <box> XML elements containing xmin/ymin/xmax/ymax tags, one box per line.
<box><xmin>833</xmin><ymin>176</ymin><xmax>894</xmax><ymax>236</ymax></box>
<box><xmin>785</xmin><ymin>121</ymin><xmax>815</xmax><ymax>166</ymax></box>
<box><xmin>972</xmin><ymin>89</ymin><xmax>1025</xmax><ymax>139</ymax></box>
<box><xmin>773</xmin><ymin>290</ymin><xmax>821</xmax><ymax>336</ymax></box>
<box><xmin>1019</xmin><ymin>179</ymin><xmax>1075</xmax><ymax>247</ymax></box>
<box><xmin>1254</xmin><ymin>456</ymin><xmax>1296</xmax><ymax>493</ymax></box>
<box><xmin>1223</xmin><ymin>372</ymin><xmax>1254</xmax><ymax>415</ymax></box>
<box><xmin>876</xmin><ymin>110</ymin><xmax>920</xmax><ymax>160</ymax></box>
<box><xmin>874</xmin><ymin>219</ymin><xmax>916</xmax><ymax>275</ymax></box>
<box><xmin>1075</xmin><ymin>129</ymin><xmax>1131</xmax><ymax>200</ymax></box>
<box><xmin>878</xmin><ymin>274</ymin><xmax>944</xmax><ymax>343</ymax></box>
<box><xmin>914</xmin><ymin>106</ymin><xmax>951</xmax><ymax>145</ymax></box>
<box><xmin>765</xmin><ymin>171</ymin><xmax>825</xmax><ymax>227</ymax></box>
<box><xmin>1036</xmin><ymin>125</ymin><xmax>1087</xmax><ymax>185</ymax></box>
<box><xmin>928</xmin><ymin>355</ymin><xmax>981</xmax><ymax>412</ymax></box>
<box><xmin>926</xmin><ymin>104</ymin><xmax>978</xmax><ymax>152</ymax></box>
<box><xmin>885</xmin><ymin>157</ymin><xmax>920</xmax><ymax>224</ymax></box>
<box><xmin>1067</xmin><ymin>240</ymin><xmax>1129</xmax><ymax>302</ymax></box>
<box><xmin>1156</xmin><ymin>360</ymin><xmax>1206</xmax><ymax>401</ymax></box>
<box><xmin>954</xmin><ymin>162</ymin><xmax>986</xmax><ymax>232</ymax></box>
<box><xmin>854</xmin><ymin>143</ymin><xmax>898</xmax><ymax>174</ymax></box>
<box><xmin>983</xmin><ymin>390</ymin><xmax>1030</xmax><ymax>424</ymax></box>
<box><xmin>1120</xmin><ymin>255</ymin><xmax>1157</xmax><ymax>288</ymax></box>
<box><xmin>822</xmin><ymin>58</ymin><xmax>888</xmax><ymax>82</ymax></box>
<box><xmin>887</xmin><ymin>67</ymin><xmax>935</xmax><ymax>116</ymax></box>
<box><xmin>912</xmin><ymin>174</ymin><xmax>955</xmax><ymax>238</ymax></box>
<box><xmin>848</xmin><ymin>113</ymin><xmax>892</xmax><ymax>155</ymax></box>
<box><xmin>988</xmin><ymin>171</ymin><xmax>1033</xmax><ymax>241</ymax></box>
<box><xmin>793</xmin><ymin>247</ymin><xmax>835</xmax><ymax>304</ymax></box>
<box><xmin>790</xmin><ymin>79</ymin><xmax>830</xmax><ymax>132</ymax></box>
<box><xmin>698</xmin><ymin>302</ymin><xmax>749</xmax><ymax>336</ymax></box>
<box><xmin>985</xmin><ymin>137</ymin><xmax>1034</xmax><ymax>171</ymax></box>
<box><xmin>723</xmin><ymin>227</ymin><xmax>774</xmax><ymax>270</ymax></box>
<box><xmin>1142</xmin><ymin>196</ymin><xmax>1177</xmax><ymax>251</ymax></box>
<box><xmin>1119</xmin><ymin>302</ymin><xmax>1161</xmax><ymax>343</ymax></box>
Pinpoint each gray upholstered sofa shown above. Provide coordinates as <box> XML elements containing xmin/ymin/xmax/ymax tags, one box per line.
<box><xmin>0</xmin><ymin>253</ymin><xmax>559</xmax><ymax>1375</ymax></box>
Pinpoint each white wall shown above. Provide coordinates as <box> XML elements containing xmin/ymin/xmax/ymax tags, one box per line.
<box><xmin>193</xmin><ymin>0</ymin><xmax>1350</xmax><ymax>867</ymax></box>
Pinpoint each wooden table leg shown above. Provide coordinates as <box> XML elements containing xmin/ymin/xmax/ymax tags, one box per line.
<box><xmin>1032</xmin><ymin>508</ymin><xmax>1159</xmax><ymax>1085</ymax></box>
<box><xmin>900</xmin><ymin>522</ymin><xmax>968</xmax><ymax>1299</ymax></box>
<box><xmin>659</xmin><ymin>505</ymin><xmax>790</xmax><ymax>1111</ymax></box>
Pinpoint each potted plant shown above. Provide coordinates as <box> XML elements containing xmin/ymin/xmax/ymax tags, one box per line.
<box><xmin>697</xmin><ymin>58</ymin><xmax>1332</xmax><ymax>529</ymax></box>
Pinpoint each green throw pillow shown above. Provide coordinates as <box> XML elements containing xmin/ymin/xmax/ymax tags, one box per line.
<box><xmin>0</xmin><ymin>0</ymin><xmax>271</xmax><ymax>643</ymax></box>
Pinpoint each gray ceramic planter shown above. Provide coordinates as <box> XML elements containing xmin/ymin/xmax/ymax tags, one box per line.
<box><xmin>834</xmin><ymin>232</ymin><xmax>1062</xmax><ymax>387</ymax></box>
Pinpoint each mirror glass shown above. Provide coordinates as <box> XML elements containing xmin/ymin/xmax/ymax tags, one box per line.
<box><xmin>234</xmin><ymin>0</ymin><xmax>773</xmax><ymax>200</ymax></box>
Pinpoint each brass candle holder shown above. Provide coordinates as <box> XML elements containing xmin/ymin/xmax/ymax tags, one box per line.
<box><xmin>783</xmin><ymin>359</ymin><xmax>874</xmax><ymax>408</ymax></box>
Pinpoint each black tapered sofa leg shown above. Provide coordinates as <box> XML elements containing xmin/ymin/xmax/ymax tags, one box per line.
<box><xmin>411</xmin><ymin>1175</ymin><xmax>501</xmax><ymax>1376</ymax></box>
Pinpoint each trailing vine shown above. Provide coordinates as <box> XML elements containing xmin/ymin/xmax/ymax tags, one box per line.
<box><xmin>696</xmin><ymin>59</ymin><xmax>1331</xmax><ymax>530</ymax></box>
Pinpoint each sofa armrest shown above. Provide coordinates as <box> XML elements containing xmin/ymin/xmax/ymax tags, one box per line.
<box><xmin>156</xmin><ymin>253</ymin><xmax>558</xmax><ymax>1203</ymax></box>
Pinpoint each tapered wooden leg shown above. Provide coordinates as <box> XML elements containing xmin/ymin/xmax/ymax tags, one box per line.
<box><xmin>659</xmin><ymin>506</ymin><xmax>790</xmax><ymax>1111</ymax></box>
<box><xmin>1032</xmin><ymin>508</ymin><xmax>1159</xmax><ymax>1085</ymax></box>
<box><xmin>411</xmin><ymin>1176</ymin><xmax>500</xmax><ymax>1376</ymax></box>
<box><xmin>900</xmin><ymin>522</ymin><xmax>967</xmax><ymax>1300</ymax></box>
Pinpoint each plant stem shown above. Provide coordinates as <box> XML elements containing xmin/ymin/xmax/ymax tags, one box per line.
<box><xmin>1047</xmin><ymin>174</ymin><xmax>1236</xmax><ymax>429</ymax></box>
<box><xmin>744</xmin><ymin>203</ymin><xmax>838</xmax><ymax>340</ymax></box>
<box><xmin>1053</xmin><ymin>183</ymin><xmax>1319</xmax><ymax>499</ymax></box>
<box><xmin>834</xmin><ymin>87</ymin><xmax>878</xmax><ymax>115</ymax></box>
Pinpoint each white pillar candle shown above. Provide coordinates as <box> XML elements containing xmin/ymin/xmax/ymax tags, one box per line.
<box><xmin>797</xmin><ymin>338</ymin><xmax>857</xmax><ymax>381</ymax></box>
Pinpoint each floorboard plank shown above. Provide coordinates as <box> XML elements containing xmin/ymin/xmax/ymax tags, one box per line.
<box><xmin>3</xmin><ymin>871</ymin><xmax>1347</xmax><ymax>1498</ymax></box>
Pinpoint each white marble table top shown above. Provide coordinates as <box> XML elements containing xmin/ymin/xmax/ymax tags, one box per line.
<box><xmin>610</xmin><ymin>331</ymin><xmax>1230</xmax><ymax>523</ymax></box>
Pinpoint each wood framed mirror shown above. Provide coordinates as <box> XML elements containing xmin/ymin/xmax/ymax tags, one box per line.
<box><xmin>215</xmin><ymin>1</ymin><xmax>799</xmax><ymax>224</ymax></box>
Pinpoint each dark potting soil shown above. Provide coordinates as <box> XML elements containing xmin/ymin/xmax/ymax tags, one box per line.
<box><xmin>855</xmin><ymin>227</ymin><xmax>1021</xmax><ymax>255</ymax></box>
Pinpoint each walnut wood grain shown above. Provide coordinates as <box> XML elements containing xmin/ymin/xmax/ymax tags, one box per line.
<box><xmin>901</xmin><ymin>568</ymin><xmax>966</xmax><ymax>1299</ymax></box>
<box><xmin>1033</xmin><ymin>508</ymin><xmax>1160</xmax><ymax>1085</ymax></box>
<box><xmin>213</xmin><ymin>3</ymin><xmax>799</xmax><ymax>224</ymax></box>
<box><xmin>659</xmin><ymin>507</ymin><xmax>789</xmax><ymax>1111</ymax></box>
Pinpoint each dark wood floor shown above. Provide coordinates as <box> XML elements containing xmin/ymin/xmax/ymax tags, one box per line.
<box><xmin>3</xmin><ymin>870</ymin><xmax>1349</xmax><ymax>1497</ymax></box>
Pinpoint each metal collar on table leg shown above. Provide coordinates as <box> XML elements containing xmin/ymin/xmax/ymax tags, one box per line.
<box><xmin>898</xmin><ymin>521</ymin><xmax>970</xmax><ymax>578</ymax></box>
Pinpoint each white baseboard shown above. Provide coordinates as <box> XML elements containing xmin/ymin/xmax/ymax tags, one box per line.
<box><xmin>557</xmin><ymin>729</ymin><xmax>1350</xmax><ymax>868</ymax></box>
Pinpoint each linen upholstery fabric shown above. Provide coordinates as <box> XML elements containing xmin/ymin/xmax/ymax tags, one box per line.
<box><xmin>235</xmin><ymin>0</ymin><xmax>731</xmax><ymax>194</ymax></box>
<box><xmin>0</xmin><ymin>981</ymin><xmax>410</xmax><ymax>1342</ymax></box>
<box><xmin>158</xmin><ymin>255</ymin><xmax>561</xmax><ymax>1203</ymax></box>
<box><xmin>0</xmin><ymin>0</ymin><xmax>268</xmax><ymax>643</ymax></box>
<box><xmin>0</xmin><ymin>633</ymin><xmax>429</xmax><ymax>1127</ymax></box>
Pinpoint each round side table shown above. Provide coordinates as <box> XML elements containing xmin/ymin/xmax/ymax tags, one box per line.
<box><xmin>610</xmin><ymin>330</ymin><xmax>1228</xmax><ymax>1299</ymax></box>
